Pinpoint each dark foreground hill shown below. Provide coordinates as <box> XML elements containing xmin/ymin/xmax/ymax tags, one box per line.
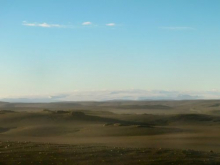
<box><xmin>0</xmin><ymin>141</ymin><xmax>220</xmax><ymax>165</ymax></box>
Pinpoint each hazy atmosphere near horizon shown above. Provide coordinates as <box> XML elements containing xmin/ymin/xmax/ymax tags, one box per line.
<box><xmin>1</xmin><ymin>0</ymin><xmax>220</xmax><ymax>101</ymax></box>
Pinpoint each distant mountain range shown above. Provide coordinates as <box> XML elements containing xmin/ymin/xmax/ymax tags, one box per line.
<box><xmin>1</xmin><ymin>90</ymin><xmax>220</xmax><ymax>103</ymax></box>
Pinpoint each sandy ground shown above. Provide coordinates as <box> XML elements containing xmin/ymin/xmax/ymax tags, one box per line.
<box><xmin>1</xmin><ymin>100</ymin><xmax>220</xmax><ymax>164</ymax></box>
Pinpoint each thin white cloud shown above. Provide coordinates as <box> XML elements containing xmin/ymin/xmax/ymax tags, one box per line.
<box><xmin>22</xmin><ymin>21</ymin><xmax>120</xmax><ymax>29</ymax></box>
<box><xmin>82</xmin><ymin>22</ymin><xmax>92</xmax><ymax>25</ymax></box>
<box><xmin>38</xmin><ymin>23</ymin><xmax>61</xmax><ymax>28</ymax></box>
<box><xmin>23</xmin><ymin>22</ymin><xmax>36</xmax><ymax>26</ymax></box>
<box><xmin>159</xmin><ymin>26</ymin><xmax>195</xmax><ymax>30</ymax></box>
<box><xmin>23</xmin><ymin>21</ymin><xmax>64</xmax><ymax>28</ymax></box>
<box><xmin>106</xmin><ymin>23</ymin><xmax>116</xmax><ymax>26</ymax></box>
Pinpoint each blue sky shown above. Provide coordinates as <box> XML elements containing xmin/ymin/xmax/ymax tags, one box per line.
<box><xmin>0</xmin><ymin>0</ymin><xmax>220</xmax><ymax>98</ymax></box>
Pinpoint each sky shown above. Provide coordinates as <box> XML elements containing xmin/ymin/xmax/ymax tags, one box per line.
<box><xmin>0</xmin><ymin>0</ymin><xmax>220</xmax><ymax>99</ymax></box>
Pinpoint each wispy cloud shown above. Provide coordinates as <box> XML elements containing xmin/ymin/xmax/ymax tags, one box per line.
<box><xmin>23</xmin><ymin>21</ymin><xmax>119</xmax><ymax>29</ymax></box>
<box><xmin>23</xmin><ymin>21</ymin><xmax>64</xmax><ymax>28</ymax></box>
<box><xmin>82</xmin><ymin>22</ymin><xmax>92</xmax><ymax>26</ymax></box>
<box><xmin>159</xmin><ymin>26</ymin><xmax>195</xmax><ymax>30</ymax></box>
<box><xmin>106</xmin><ymin>23</ymin><xmax>116</xmax><ymax>27</ymax></box>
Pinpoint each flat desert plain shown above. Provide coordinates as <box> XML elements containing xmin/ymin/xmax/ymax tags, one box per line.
<box><xmin>1</xmin><ymin>100</ymin><xmax>220</xmax><ymax>164</ymax></box>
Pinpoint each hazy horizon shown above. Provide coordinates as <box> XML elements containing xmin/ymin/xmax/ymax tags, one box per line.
<box><xmin>1</xmin><ymin>89</ymin><xmax>220</xmax><ymax>103</ymax></box>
